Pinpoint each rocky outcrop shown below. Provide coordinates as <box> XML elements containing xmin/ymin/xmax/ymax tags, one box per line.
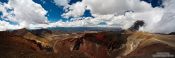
<box><xmin>169</xmin><ymin>32</ymin><xmax>175</xmax><ymax>35</ymax></box>
<box><xmin>52</xmin><ymin>31</ymin><xmax>175</xmax><ymax>58</ymax></box>
<box><xmin>129</xmin><ymin>20</ymin><xmax>145</xmax><ymax>31</ymax></box>
<box><xmin>51</xmin><ymin>31</ymin><xmax>127</xmax><ymax>58</ymax></box>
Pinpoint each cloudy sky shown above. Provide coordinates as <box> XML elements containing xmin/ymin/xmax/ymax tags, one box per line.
<box><xmin>0</xmin><ymin>0</ymin><xmax>175</xmax><ymax>34</ymax></box>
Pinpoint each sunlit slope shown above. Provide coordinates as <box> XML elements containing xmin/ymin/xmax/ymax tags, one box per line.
<box><xmin>122</xmin><ymin>32</ymin><xmax>175</xmax><ymax>57</ymax></box>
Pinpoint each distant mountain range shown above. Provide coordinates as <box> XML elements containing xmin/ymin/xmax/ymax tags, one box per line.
<box><xmin>47</xmin><ymin>27</ymin><xmax>122</xmax><ymax>32</ymax></box>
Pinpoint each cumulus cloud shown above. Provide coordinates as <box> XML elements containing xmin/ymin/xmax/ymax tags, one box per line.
<box><xmin>57</xmin><ymin>0</ymin><xmax>175</xmax><ymax>34</ymax></box>
<box><xmin>62</xmin><ymin>2</ymin><xmax>86</xmax><ymax>18</ymax></box>
<box><xmin>0</xmin><ymin>0</ymin><xmax>161</xmax><ymax>31</ymax></box>
<box><xmin>0</xmin><ymin>0</ymin><xmax>48</xmax><ymax>30</ymax></box>
<box><xmin>84</xmin><ymin>0</ymin><xmax>153</xmax><ymax>15</ymax></box>
<box><xmin>0</xmin><ymin>20</ymin><xmax>22</xmax><ymax>31</ymax></box>
<box><xmin>8</xmin><ymin>0</ymin><xmax>48</xmax><ymax>24</ymax></box>
<box><xmin>62</xmin><ymin>0</ymin><xmax>153</xmax><ymax>18</ymax></box>
<box><xmin>1</xmin><ymin>0</ymin><xmax>175</xmax><ymax>34</ymax></box>
<box><xmin>148</xmin><ymin>0</ymin><xmax>175</xmax><ymax>34</ymax></box>
<box><xmin>54</xmin><ymin>0</ymin><xmax>70</xmax><ymax>6</ymax></box>
<box><xmin>59</xmin><ymin>0</ymin><xmax>164</xmax><ymax>30</ymax></box>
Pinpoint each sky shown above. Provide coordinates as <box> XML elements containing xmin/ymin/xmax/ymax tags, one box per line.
<box><xmin>0</xmin><ymin>0</ymin><xmax>175</xmax><ymax>34</ymax></box>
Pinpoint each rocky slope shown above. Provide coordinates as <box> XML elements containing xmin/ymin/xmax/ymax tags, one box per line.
<box><xmin>0</xmin><ymin>27</ymin><xmax>175</xmax><ymax>58</ymax></box>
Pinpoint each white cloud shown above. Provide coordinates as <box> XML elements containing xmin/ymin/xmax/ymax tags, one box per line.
<box><xmin>1</xmin><ymin>0</ymin><xmax>175</xmax><ymax>34</ymax></box>
<box><xmin>84</xmin><ymin>0</ymin><xmax>153</xmax><ymax>15</ymax></box>
<box><xmin>54</xmin><ymin>0</ymin><xmax>70</xmax><ymax>6</ymax></box>
<box><xmin>62</xmin><ymin>2</ymin><xmax>86</xmax><ymax>18</ymax></box>
<box><xmin>147</xmin><ymin>0</ymin><xmax>175</xmax><ymax>34</ymax></box>
<box><xmin>0</xmin><ymin>0</ymin><xmax>48</xmax><ymax>30</ymax></box>
<box><xmin>0</xmin><ymin>20</ymin><xmax>22</xmax><ymax>31</ymax></box>
<box><xmin>59</xmin><ymin>0</ymin><xmax>164</xmax><ymax>30</ymax></box>
<box><xmin>8</xmin><ymin>0</ymin><xmax>48</xmax><ymax>24</ymax></box>
<box><xmin>59</xmin><ymin>0</ymin><xmax>175</xmax><ymax>34</ymax></box>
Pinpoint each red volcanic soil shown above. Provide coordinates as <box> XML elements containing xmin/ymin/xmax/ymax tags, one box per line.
<box><xmin>0</xmin><ymin>31</ymin><xmax>46</xmax><ymax>58</ymax></box>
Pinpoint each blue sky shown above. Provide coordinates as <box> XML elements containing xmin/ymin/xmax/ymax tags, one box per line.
<box><xmin>35</xmin><ymin>0</ymin><xmax>162</xmax><ymax>22</ymax></box>
<box><xmin>0</xmin><ymin>0</ymin><xmax>88</xmax><ymax>22</ymax></box>
<box><xmin>32</xmin><ymin>0</ymin><xmax>91</xmax><ymax>22</ymax></box>
<box><xmin>0</xmin><ymin>0</ymin><xmax>163</xmax><ymax>23</ymax></box>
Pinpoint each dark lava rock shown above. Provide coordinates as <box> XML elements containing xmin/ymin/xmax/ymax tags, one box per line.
<box><xmin>129</xmin><ymin>20</ymin><xmax>145</xmax><ymax>31</ymax></box>
<box><xmin>169</xmin><ymin>32</ymin><xmax>175</xmax><ymax>35</ymax></box>
<box><xmin>29</xmin><ymin>29</ymin><xmax>52</xmax><ymax>37</ymax></box>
